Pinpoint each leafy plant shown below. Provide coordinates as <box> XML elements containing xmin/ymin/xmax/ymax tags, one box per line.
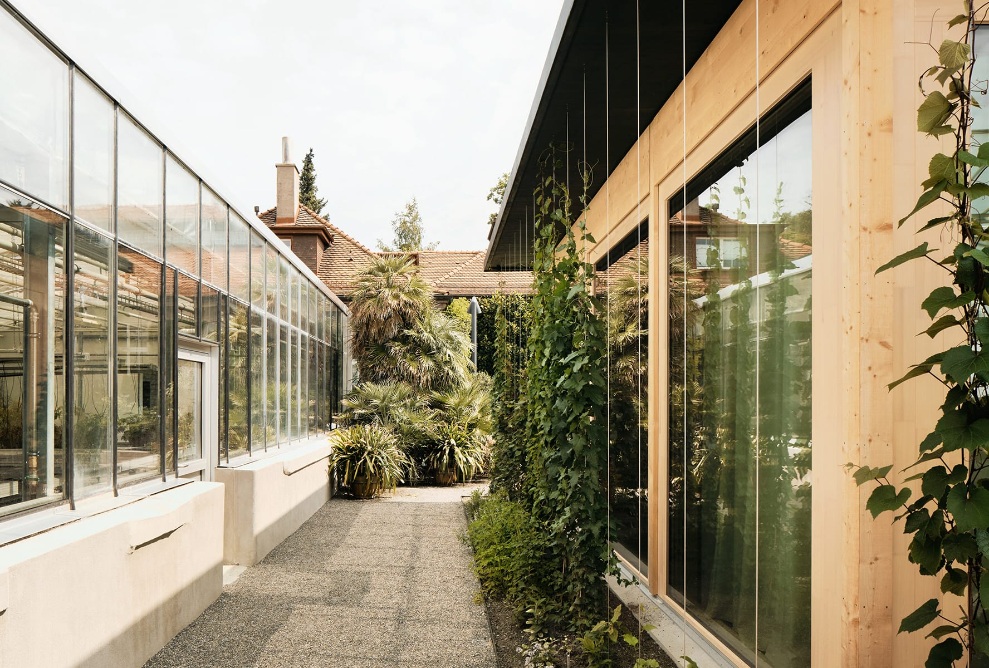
<box><xmin>851</xmin><ymin>5</ymin><xmax>989</xmax><ymax>666</ymax></box>
<box><xmin>578</xmin><ymin>605</ymin><xmax>659</xmax><ymax>668</ymax></box>
<box><xmin>327</xmin><ymin>424</ymin><xmax>408</xmax><ymax>494</ymax></box>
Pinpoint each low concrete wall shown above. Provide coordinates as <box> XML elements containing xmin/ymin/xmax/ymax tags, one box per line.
<box><xmin>0</xmin><ymin>482</ymin><xmax>224</xmax><ymax>668</ymax></box>
<box><xmin>216</xmin><ymin>439</ymin><xmax>330</xmax><ymax>566</ymax></box>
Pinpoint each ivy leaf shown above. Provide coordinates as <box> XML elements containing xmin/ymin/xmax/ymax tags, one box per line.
<box><xmin>922</xmin><ymin>314</ymin><xmax>961</xmax><ymax>338</ymax></box>
<box><xmin>877</xmin><ymin>242</ymin><xmax>933</xmax><ymax>274</ymax></box>
<box><xmin>918</xmin><ymin>92</ymin><xmax>953</xmax><ymax>134</ymax></box>
<box><xmin>900</xmin><ymin>598</ymin><xmax>940</xmax><ymax>633</ymax></box>
<box><xmin>936</xmin><ymin>409</ymin><xmax>989</xmax><ymax>452</ymax></box>
<box><xmin>939</xmin><ymin>40</ymin><xmax>971</xmax><ymax>70</ymax></box>
<box><xmin>947</xmin><ymin>484</ymin><xmax>989</xmax><ymax>532</ymax></box>
<box><xmin>941</xmin><ymin>345</ymin><xmax>989</xmax><ymax>383</ymax></box>
<box><xmin>854</xmin><ymin>464</ymin><xmax>893</xmax><ymax>486</ymax></box>
<box><xmin>900</xmin><ymin>180</ymin><xmax>948</xmax><ymax>226</ymax></box>
<box><xmin>926</xmin><ymin>638</ymin><xmax>964</xmax><ymax>668</ymax></box>
<box><xmin>868</xmin><ymin>484</ymin><xmax>911</xmax><ymax>517</ymax></box>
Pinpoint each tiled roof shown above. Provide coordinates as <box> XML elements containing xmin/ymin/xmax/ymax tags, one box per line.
<box><xmin>260</xmin><ymin>204</ymin><xmax>531</xmax><ymax>299</ymax></box>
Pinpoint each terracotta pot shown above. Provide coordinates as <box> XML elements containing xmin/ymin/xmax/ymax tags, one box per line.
<box><xmin>351</xmin><ymin>476</ymin><xmax>380</xmax><ymax>499</ymax></box>
<box><xmin>434</xmin><ymin>468</ymin><xmax>457</xmax><ymax>486</ymax></box>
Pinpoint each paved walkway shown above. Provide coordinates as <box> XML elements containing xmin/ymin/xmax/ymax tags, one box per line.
<box><xmin>145</xmin><ymin>485</ymin><xmax>496</xmax><ymax>668</ymax></box>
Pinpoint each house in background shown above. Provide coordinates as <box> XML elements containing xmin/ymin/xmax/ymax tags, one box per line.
<box><xmin>258</xmin><ymin>148</ymin><xmax>532</xmax><ymax>305</ymax></box>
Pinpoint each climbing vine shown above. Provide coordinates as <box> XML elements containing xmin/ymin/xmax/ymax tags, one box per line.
<box><xmin>853</xmin><ymin>5</ymin><xmax>989</xmax><ymax>666</ymax></box>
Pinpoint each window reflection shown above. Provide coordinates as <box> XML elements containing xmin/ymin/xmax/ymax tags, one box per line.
<box><xmin>667</xmin><ymin>106</ymin><xmax>812</xmax><ymax>667</ymax></box>
<box><xmin>73</xmin><ymin>223</ymin><xmax>112</xmax><ymax>497</ymax></box>
<box><xmin>73</xmin><ymin>74</ymin><xmax>114</xmax><ymax>232</ymax></box>
<box><xmin>166</xmin><ymin>156</ymin><xmax>199</xmax><ymax>277</ymax></box>
<box><xmin>0</xmin><ymin>191</ymin><xmax>65</xmax><ymax>511</ymax></box>
<box><xmin>117</xmin><ymin>114</ymin><xmax>163</xmax><ymax>257</ymax></box>
<box><xmin>116</xmin><ymin>247</ymin><xmax>161</xmax><ymax>483</ymax></box>
<box><xmin>201</xmin><ymin>187</ymin><xmax>227</xmax><ymax>290</ymax></box>
<box><xmin>228</xmin><ymin>214</ymin><xmax>250</xmax><ymax>302</ymax></box>
<box><xmin>0</xmin><ymin>10</ymin><xmax>69</xmax><ymax>209</ymax></box>
<box><xmin>227</xmin><ymin>300</ymin><xmax>249</xmax><ymax>459</ymax></box>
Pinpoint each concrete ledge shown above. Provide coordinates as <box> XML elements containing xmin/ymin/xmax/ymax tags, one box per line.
<box><xmin>0</xmin><ymin>482</ymin><xmax>224</xmax><ymax>668</ymax></box>
<box><xmin>607</xmin><ymin>565</ymin><xmax>736</xmax><ymax>668</ymax></box>
<box><xmin>216</xmin><ymin>438</ymin><xmax>330</xmax><ymax>566</ymax></box>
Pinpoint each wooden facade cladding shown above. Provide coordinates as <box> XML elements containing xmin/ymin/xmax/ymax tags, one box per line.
<box><xmin>572</xmin><ymin>0</ymin><xmax>961</xmax><ymax>665</ymax></box>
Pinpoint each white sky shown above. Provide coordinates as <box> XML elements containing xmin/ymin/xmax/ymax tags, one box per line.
<box><xmin>16</xmin><ymin>0</ymin><xmax>565</xmax><ymax>251</ymax></box>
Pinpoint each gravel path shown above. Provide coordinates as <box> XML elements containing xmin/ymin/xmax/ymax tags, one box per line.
<box><xmin>145</xmin><ymin>484</ymin><xmax>495</xmax><ymax>668</ymax></box>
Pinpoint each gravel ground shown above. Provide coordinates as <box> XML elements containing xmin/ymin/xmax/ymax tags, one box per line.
<box><xmin>145</xmin><ymin>484</ymin><xmax>495</xmax><ymax>668</ymax></box>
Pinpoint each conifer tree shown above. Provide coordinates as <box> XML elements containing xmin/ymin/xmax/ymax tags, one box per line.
<box><xmin>299</xmin><ymin>148</ymin><xmax>327</xmax><ymax>214</ymax></box>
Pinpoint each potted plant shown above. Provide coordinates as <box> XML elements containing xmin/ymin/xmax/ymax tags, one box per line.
<box><xmin>327</xmin><ymin>424</ymin><xmax>408</xmax><ymax>499</ymax></box>
<box><xmin>426</xmin><ymin>423</ymin><xmax>485</xmax><ymax>486</ymax></box>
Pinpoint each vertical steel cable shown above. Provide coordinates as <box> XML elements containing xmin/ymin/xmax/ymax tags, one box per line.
<box><xmin>604</xmin><ymin>9</ymin><xmax>612</xmax><ymax>619</ymax></box>
<box><xmin>754</xmin><ymin>1</ymin><xmax>762</xmax><ymax>663</ymax></box>
<box><xmin>635</xmin><ymin>0</ymin><xmax>644</xmax><ymax>648</ymax></box>
<box><xmin>680</xmin><ymin>0</ymin><xmax>689</xmax><ymax>662</ymax></box>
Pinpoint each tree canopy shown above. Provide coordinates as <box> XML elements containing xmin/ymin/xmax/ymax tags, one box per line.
<box><xmin>377</xmin><ymin>198</ymin><xmax>438</xmax><ymax>252</ymax></box>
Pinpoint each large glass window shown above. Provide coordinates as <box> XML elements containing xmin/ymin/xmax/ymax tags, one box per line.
<box><xmin>0</xmin><ymin>189</ymin><xmax>65</xmax><ymax>512</ymax></box>
<box><xmin>228</xmin><ymin>213</ymin><xmax>250</xmax><ymax>302</ymax></box>
<box><xmin>177</xmin><ymin>273</ymin><xmax>198</xmax><ymax>337</ymax></box>
<box><xmin>73</xmin><ymin>74</ymin><xmax>114</xmax><ymax>232</ymax></box>
<box><xmin>227</xmin><ymin>299</ymin><xmax>249</xmax><ymax>459</ymax></box>
<box><xmin>116</xmin><ymin>248</ymin><xmax>161</xmax><ymax>483</ymax></box>
<box><xmin>165</xmin><ymin>156</ymin><xmax>199</xmax><ymax>277</ymax></box>
<box><xmin>667</xmin><ymin>98</ymin><xmax>812</xmax><ymax>667</ymax></box>
<box><xmin>266</xmin><ymin>316</ymin><xmax>278</xmax><ymax>447</ymax></box>
<box><xmin>117</xmin><ymin>113</ymin><xmax>163</xmax><ymax>256</ymax></box>
<box><xmin>604</xmin><ymin>228</ymin><xmax>649</xmax><ymax>574</ymax></box>
<box><xmin>73</xmin><ymin>223</ymin><xmax>113</xmax><ymax>497</ymax></box>
<box><xmin>201</xmin><ymin>187</ymin><xmax>227</xmax><ymax>290</ymax></box>
<box><xmin>0</xmin><ymin>11</ymin><xmax>68</xmax><ymax>209</ymax></box>
<box><xmin>250</xmin><ymin>308</ymin><xmax>265</xmax><ymax>453</ymax></box>
<box><xmin>250</xmin><ymin>231</ymin><xmax>265</xmax><ymax>308</ymax></box>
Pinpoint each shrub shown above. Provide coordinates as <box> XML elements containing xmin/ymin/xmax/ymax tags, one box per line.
<box><xmin>327</xmin><ymin>424</ymin><xmax>408</xmax><ymax>492</ymax></box>
<box><xmin>466</xmin><ymin>492</ymin><xmax>548</xmax><ymax>619</ymax></box>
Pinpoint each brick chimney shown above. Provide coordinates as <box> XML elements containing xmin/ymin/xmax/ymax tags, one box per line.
<box><xmin>276</xmin><ymin>136</ymin><xmax>299</xmax><ymax>225</ymax></box>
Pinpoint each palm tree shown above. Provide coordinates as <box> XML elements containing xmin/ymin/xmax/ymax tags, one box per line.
<box><xmin>349</xmin><ymin>254</ymin><xmax>432</xmax><ymax>381</ymax></box>
<box><xmin>366</xmin><ymin>310</ymin><xmax>473</xmax><ymax>390</ymax></box>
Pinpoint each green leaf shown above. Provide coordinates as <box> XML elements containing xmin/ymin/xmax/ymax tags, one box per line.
<box><xmin>923</xmin><ymin>314</ymin><xmax>961</xmax><ymax>338</ymax></box>
<box><xmin>960</xmin><ymin>149</ymin><xmax>989</xmax><ymax>168</ymax></box>
<box><xmin>947</xmin><ymin>483</ymin><xmax>989</xmax><ymax>531</ymax></box>
<box><xmin>867</xmin><ymin>484</ymin><xmax>911</xmax><ymax>517</ymax></box>
<box><xmin>926</xmin><ymin>638</ymin><xmax>964</xmax><ymax>668</ymax></box>
<box><xmin>980</xmin><ymin>572</ymin><xmax>989</xmax><ymax>613</ymax></box>
<box><xmin>928</xmin><ymin>624</ymin><xmax>961</xmax><ymax>640</ymax></box>
<box><xmin>922</xmin><ymin>464</ymin><xmax>967</xmax><ymax>498</ymax></box>
<box><xmin>854</xmin><ymin>464</ymin><xmax>893</xmax><ymax>486</ymax></box>
<box><xmin>947</xmin><ymin>14</ymin><xmax>968</xmax><ymax>28</ymax></box>
<box><xmin>939</xmin><ymin>39</ymin><xmax>971</xmax><ymax>70</ymax></box>
<box><xmin>937</xmin><ymin>409</ymin><xmax>989</xmax><ymax>452</ymax></box>
<box><xmin>877</xmin><ymin>242</ymin><xmax>933</xmax><ymax>274</ymax></box>
<box><xmin>622</xmin><ymin>633</ymin><xmax>638</xmax><ymax>646</ymax></box>
<box><xmin>923</xmin><ymin>287</ymin><xmax>975</xmax><ymax>318</ymax></box>
<box><xmin>942</xmin><ymin>532</ymin><xmax>979</xmax><ymax>562</ymax></box>
<box><xmin>941</xmin><ymin>345</ymin><xmax>989</xmax><ymax>383</ymax></box>
<box><xmin>970</xmin><ymin>247</ymin><xmax>989</xmax><ymax>267</ymax></box>
<box><xmin>905</xmin><ymin>508</ymin><xmax>932</xmax><ymax>533</ymax></box>
<box><xmin>969</xmin><ymin>183</ymin><xmax>989</xmax><ymax>200</ymax></box>
<box><xmin>977</xmin><ymin>318</ymin><xmax>989</xmax><ymax>346</ymax></box>
<box><xmin>900</xmin><ymin>598</ymin><xmax>940</xmax><ymax>633</ymax></box>
<box><xmin>929</xmin><ymin>153</ymin><xmax>957</xmax><ymax>182</ymax></box>
<box><xmin>910</xmin><ymin>532</ymin><xmax>944</xmax><ymax>574</ymax></box>
<box><xmin>918</xmin><ymin>92</ymin><xmax>953</xmax><ymax>134</ymax></box>
<box><xmin>900</xmin><ymin>180</ymin><xmax>948</xmax><ymax>226</ymax></box>
<box><xmin>889</xmin><ymin>352</ymin><xmax>946</xmax><ymax>391</ymax></box>
<box><xmin>940</xmin><ymin>566</ymin><xmax>968</xmax><ymax>595</ymax></box>
<box><xmin>910</xmin><ymin>446</ymin><xmax>947</xmax><ymax>467</ymax></box>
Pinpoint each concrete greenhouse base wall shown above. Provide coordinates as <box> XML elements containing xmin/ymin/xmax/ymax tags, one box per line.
<box><xmin>0</xmin><ymin>482</ymin><xmax>224</xmax><ymax>668</ymax></box>
<box><xmin>216</xmin><ymin>439</ymin><xmax>331</xmax><ymax>566</ymax></box>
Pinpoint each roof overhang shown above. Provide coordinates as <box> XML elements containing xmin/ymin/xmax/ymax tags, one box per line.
<box><xmin>485</xmin><ymin>0</ymin><xmax>743</xmax><ymax>271</ymax></box>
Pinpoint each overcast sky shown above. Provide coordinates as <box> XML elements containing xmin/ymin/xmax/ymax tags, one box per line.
<box><xmin>16</xmin><ymin>0</ymin><xmax>565</xmax><ymax>251</ymax></box>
